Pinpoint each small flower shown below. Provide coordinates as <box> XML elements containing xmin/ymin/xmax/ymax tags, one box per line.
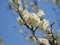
<box><xmin>22</xmin><ymin>9</ymin><xmax>30</xmax><ymax>20</ymax></box>
<box><xmin>37</xmin><ymin>10</ymin><xmax>45</xmax><ymax>17</ymax></box>
<box><xmin>38</xmin><ymin>38</ymin><xmax>50</xmax><ymax>45</ymax></box>
<box><xmin>47</xmin><ymin>28</ymin><xmax>51</xmax><ymax>33</ymax></box>
<box><xmin>17</xmin><ymin>17</ymin><xmax>25</xmax><ymax>25</ymax></box>
<box><xmin>32</xmin><ymin>5</ymin><xmax>39</xmax><ymax>12</ymax></box>
<box><xmin>38</xmin><ymin>19</ymin><xmax>49</xmax><ymax>31</ymax></box>
<box><xmin>48</xmin><ymin>34</ymin><xmax>52</xmax><ymax>37</ymax></box>
<box><xmin>42</xmin><ymin>19</ymin><xmax>49</xmax><ymax>30</ymax></box>
<box><xmin>9</xmin><ymin>0</ymin><xmax>22</xmax><ymax>12</ymax></box>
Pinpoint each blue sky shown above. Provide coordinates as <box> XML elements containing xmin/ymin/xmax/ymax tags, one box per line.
<box><xmin>0</xmin><ymin>0</ymin><xmax>60</xmax><ymax>45</ymax></box>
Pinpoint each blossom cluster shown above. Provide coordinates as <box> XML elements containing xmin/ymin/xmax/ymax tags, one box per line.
<box><xmin>9</xmin><ymin>0</ymin><xmax>51</xmax><ymax>45</ymax></box>
<box><xmin>38</xmin><ymin>38</ymin><xmax>50</xmax><ymax>45</ymax></box>
<box><xmin>17</xmin><ymin>8</ymin><xmax>49</xmax><ymax>31</ymax></box>
<box><xmin>9</xmin><ymin>0</ymin><xmax>49</xmax><ymax>31</ymax></box>
<box><xmin>17</xmin><ymin>6</ymin><xmax>49</xmax><ymax>31</ymax></box>
<box><xmin>26</xmin><ymin>35</ymin><xmax>50</xmax><ymax>45</ymax></box>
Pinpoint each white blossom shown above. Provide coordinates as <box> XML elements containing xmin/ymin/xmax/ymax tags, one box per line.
<box><xmin>30</xmin><ymin>13</ymin><xmax>41</xmax><ymax>26</ymax></box>
<box><xmin>17</xmin><ymin>17</ymin><xmax>25</xmax><ymax>25</ymax></box>
<box><xmin>38</xmin><ymin>19</ymin><xmax>49</xmax><ymax>31</ymax></box>
<box><xmin>42</xmin><ymin>19</ymin><xmax>49</xmax><ymax>30</ymax></box>
<box><xmin>22</xmin><ymin>9</ymin><xmax>30</xmax><ymax>20</ymax></box>
<box><xmin>9</xmin><ymin>0</ymin><xmax>22</xmax><ymax>12</ymax></box>
<box><xmin>37</xmin><ymin>10</ymin><xmax>45</xmax><ymax>17</ymax></box>
<box><xmin>9</xmin><ymin>0</ymin><xmax>16</xmax><ymax>10</ymax></box>
<box><xmin>32</xmin><ymin>5</ymin><xmax>39</xmax><ymax>12</ymax></box>
<box><xmin>38</xmin><ymin>38</ymin><xmax>50</xmax><ymax>45</ymax></box>
<box><xmin>47</xmin><ymin>28</ymin><xmax>51</xmax><ymax>33</ymax></box>
<box><xmin>24</xmin><ymin>13</ymin><xmax>36</xmax><ymax>26</ymax></box>
<box><xmin>48</xmin><ymin>34</ymin><xmax>52</xmax><ymax>37</ymax></box>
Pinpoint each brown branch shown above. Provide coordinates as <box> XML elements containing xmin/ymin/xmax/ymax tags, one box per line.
<box><xmin>17</xmin><ymin>9</ymin><xmax>32</xmax><ymax>30</ymax></box>
<box><xmin>34</xmin><ymin>27</ymin><xmax>38</xmax><ymax>32</ymax></box>
<box><xmin>32</xmin><ymin>28</ymin><xmax>38</xmax><ymax>41</ymax></box>
<box><xmin>49</xmin><ymin>23</ymin><xmax>57</xmax><ymax>45</ymax></box>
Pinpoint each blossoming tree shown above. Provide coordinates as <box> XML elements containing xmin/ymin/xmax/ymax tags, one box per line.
<box><xmin>8</xmin><ymin>0</ymin><xmax>60</xmax><ymax>45</ymax></box>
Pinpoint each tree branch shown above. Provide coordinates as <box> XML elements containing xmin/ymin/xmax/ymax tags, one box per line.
<box><xmin>49</xmin><ymin>22</ymin><xmax>57</xmax><ymax>45</ymax></box>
